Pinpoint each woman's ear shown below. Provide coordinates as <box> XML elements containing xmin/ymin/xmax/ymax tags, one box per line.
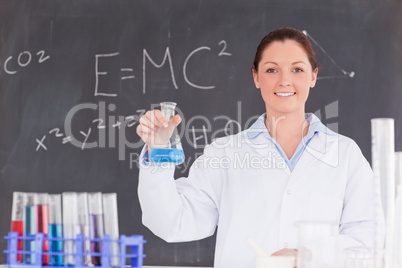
<box><xmin>252</xmin><ymin>68</ymin><xmax>260</xmax><ymax>89</ymax></box>
<box><xmin>310</xmin><ymin>68</ymin><xmax>318</xmax><ymax>88</ymax></box>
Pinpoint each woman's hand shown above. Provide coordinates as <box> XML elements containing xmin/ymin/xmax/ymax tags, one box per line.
<box><xmin>271</xmin><ymin>248</ymin><xmax>297</xmax><ymax>268</ymax></box>
<box><xmin>136</xmin><ymin>109</ymin><xmax>182</xmax><ymax>149</ymax></box>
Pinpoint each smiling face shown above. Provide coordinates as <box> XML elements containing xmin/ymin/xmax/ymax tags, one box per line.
<box><xmin>253</xmin><ymin>39</ymin><xmax>318</xmax><ymax>117</ymax></box>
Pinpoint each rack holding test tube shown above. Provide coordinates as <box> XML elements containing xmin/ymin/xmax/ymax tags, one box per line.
<box><xmin>4</xmin><ymin>231</ymin><xmax>146</xmax><ymax>268</ymax></box>
<box><xmin>6</xmin><ymin>191</ymin><xmax>146</xmax><ymax>267</ymax></box>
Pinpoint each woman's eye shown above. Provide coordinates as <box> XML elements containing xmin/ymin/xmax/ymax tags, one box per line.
<box><xmin>293</xmin><ymin>68</ymin><xmax>303</xmax><ymax>73</ymax></box>
<box><xmin>267</xmin><ymin>69</ymin><xmax>277</xmax><ymax>73</ymax></box>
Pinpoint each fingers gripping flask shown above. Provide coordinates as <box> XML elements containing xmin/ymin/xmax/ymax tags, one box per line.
<box><xmin>149</xmin><ymin>102</ymin><xmax>185</xmax><ymax>165</ymax></box>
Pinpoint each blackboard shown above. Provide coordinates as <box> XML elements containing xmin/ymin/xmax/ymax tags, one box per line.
<box><xmin>1</xmin><ymin>0</ymin><xmax>401</xmax><ymax>266</ymax></box>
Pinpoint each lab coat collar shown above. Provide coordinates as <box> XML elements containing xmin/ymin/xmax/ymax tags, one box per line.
<box><xmin>243</xmin><ymin>113</ymin><xmax>340</xmax><ymax>174</ymax></box>
<box><xmin>291</xmin><ymin>131</ymin><xmax>340</xmax><ymax>178</ymax></box>
<box><xmin>245</xmin><ymin>113</ymin><xmax>337</xmax><ymax>143</ymax></box>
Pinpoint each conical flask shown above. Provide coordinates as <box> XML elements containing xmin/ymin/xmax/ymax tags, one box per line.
<box><xmin>149</xmin><ymin>102</ymin><xmax>185</xmax><ymax>165</ymax></box>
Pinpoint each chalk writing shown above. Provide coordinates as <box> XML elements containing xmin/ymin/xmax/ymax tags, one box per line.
<box><xmin>94</xmin><ymin>52</ymin><xmax>120</xmax><ymax>97</ymax></box>
<box><xmin>218</xmin><ymin>40</ymin><xmax>232</xmax><ymax>56</ymax></box>
<box><xmin>36</xmin><ymin>136</ymin><xmax>47</xmax><ymax>151</ymax></box>
<box><xmin>35</xmin><ymin>103</ymin><xmax>144</xmax><ymax>154</ymax></box>
<box><xmin>303</xmin><ymin>30</ymin><xmax>355</xmax><ymax>79</ymax></box>
<box><xmin>4</xmin><ymin>50</ymin><xmax>50</xmax><ymax>74</ymax></box>
<box><xmin>183</xmin><ymin>46</ymin><xmax>215</xmax><ymax>90</ymax></box>
<box><xmin>93</xmin><ymin>41</ymin><xmax>232</xmax><ymax>96</ymax></box>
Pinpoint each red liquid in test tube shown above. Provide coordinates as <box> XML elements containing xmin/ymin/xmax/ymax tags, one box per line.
<box><xmin>36</xmin><ymin>193</ymin><xmax>50</xmax><ymax>266</ymax></box>
<box><xmin>11</xmin><ymin>192</ymin><xmax>27</xmax><ymax>263</ymax></box>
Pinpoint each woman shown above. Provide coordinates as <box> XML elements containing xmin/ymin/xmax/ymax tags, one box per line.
<box><xmin>136</xmin><ymin>27</ymin><xmax>384</xmax><ymax>268</ymax></box>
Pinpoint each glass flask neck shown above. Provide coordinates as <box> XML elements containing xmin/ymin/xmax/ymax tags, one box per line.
<box><xmin>160</xmin><ymin>102</ymin><xmax>177</xmax><ymax>121</ymax></box>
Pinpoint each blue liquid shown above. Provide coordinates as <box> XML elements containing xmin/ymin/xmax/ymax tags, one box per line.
<box><xmin>149</xmin><ymin>148</ymin><xmax>185</xmax><ymax>164</ymax></box>
<box><xmin>48</xmin><ymin>224</ymin><xmax>63</xmax><ymax>266</ymax></box>
<box><xmin>23</xmin><ymin>206</ymin><xmax>36</xmax><ymax>264</ymax></box>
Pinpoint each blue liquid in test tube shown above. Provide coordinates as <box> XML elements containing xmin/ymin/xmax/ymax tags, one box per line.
<box><xmin>49</xmin><ymin>224</ymin><xmax>63</xmax><ymax>266</ymax></box>
<box><xmin>23</xmin><ymin>193</ymin><xmax>37</xmax><ymax>264</ymax></box>
<box><xmin>48</xmin><ymin>194</ymin><xmax>63</xmax><ymax>266</ymax></box>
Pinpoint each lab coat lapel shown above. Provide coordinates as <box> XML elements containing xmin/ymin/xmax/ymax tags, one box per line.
<box><xmin>246</xmin><ymin>134</ymin><xmax>291</xmax><ymax>174</ymax></box>
<box><xmin>290</xmin><ymin>132</ymin><xmax>339</xmax><ymax>178</ymax></box>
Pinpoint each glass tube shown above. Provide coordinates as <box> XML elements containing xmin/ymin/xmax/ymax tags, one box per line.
<box><xmin>103</xmin><ymin>193</ymin><xmax>120</xmax><ymax>267</ymax></box>
<box><xmin>88</xmin><ymin>192</ymin><xmax>104</xmax><ymax>266</ymax></box>
<box><xmin>49</xmin><ymin>194</ymin><xmax>63</xmax><ymax>266</ymax></box>
<box><xmin>23</xmin><ymin>193</ymin><xmax>38</xmax><ymax>264</ymax></box>
<box><xmin>62</xmin><ymin>192</ymin><xmax>79</xmax><ymax>266</ymax></box>
<box><xmin>36</xmin><ymin>193</ymin><xmax>49</xmax><ymax>266</ymax></box>
<box><xmin>371</xmin><ymin>118</ymin><xmax>395</xmax><ymax>267</ymax></box>
<box><xmin>395</xmin><ymin>185</ymin><xmax>402</xmax><ymax>266</ymax></box>
<box><xmin>395</xmin><ymin>152</ymin><xmax>402</xmax><ymax>265</ymax></box>
<box><xmin>396</xmin><ymin>152</ymin><xmax>402</xmax><ymax>188</ymax></box>
<box><xmin>11</xmin><ymin>192</ymin><xmax>27</xmax><ymax>263</ymax></box>
<box><xmin>77</xmin><ymin>192</ymin><xmax>91</xmax><ymax>265</ymax></box>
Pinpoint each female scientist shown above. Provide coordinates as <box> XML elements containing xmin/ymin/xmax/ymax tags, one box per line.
<box><xmin>136</xmin><ymin>27</ymin><xmax>384</xmax><ymax>267</ymax></box>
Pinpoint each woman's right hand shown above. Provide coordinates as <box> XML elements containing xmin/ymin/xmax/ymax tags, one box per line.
<box><xmin>136</xmin><ymin>109</ymin><xmax>182</xmax><ymax>150</ymax></box>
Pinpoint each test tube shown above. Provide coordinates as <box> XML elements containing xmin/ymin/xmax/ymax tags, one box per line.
<box><xmin>36</xmin><ymin>193</ymin><xmax>49</xmax><ymax>265</ymax></box>
<box><xmin>62</xmin><ymin>192</ymin><xmax>79</xmax><ymax>266</ymax></box>
<box><xmin>396</xmin><ymin>152</ymin><xmax>402</xmax><ymax>188</ymax></box>
<box><xmin>88</xmin><ymin>192</ymin><xmax>105</xmax><ymax>266</ymax></box>
<box><xmin>103</xmin><ymin>193</ymin><xmax>120</xmax><ymax>267</ymax></box>
<box><xmin>371</xmin><ymin>118</ymin><xmax>395</xmax><ymax>266</ymax></box>
<box><xmin>395</xmin><ymin>185</ymin><xmax>402</xmax><ymax>266</ymax></box>
<box><xmin>11</xmin><ymin>192</ymin><xmax>27</xmax><ymax>262</ymax></box>
<box><xmin>23</xmin><ymin>193</ymin><xmax>38</xmax><ymax>264</ymax></box>
<box><xmin>48</xmin><ymin>194</ymin><xmax>63</xmax><ymax>266</ymax></box>
<box><xmin>395</xmin><ymin>153</ymin><xmax>402</xmax><ymax>265</ymax></box>
<box><xmin>77</xmin><ymin>192</ymin><xmax>91</xmax><ymax>265</ymax></box>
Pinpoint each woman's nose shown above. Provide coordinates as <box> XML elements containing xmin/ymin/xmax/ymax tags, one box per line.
<box><xmin>279</xmin><ymin>73</ymin><xmax>291</xmax><ymax>87</ymax></box>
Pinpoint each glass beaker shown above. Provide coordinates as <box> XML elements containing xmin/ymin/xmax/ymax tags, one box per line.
<box><xmin>296</xmin><ymin>221</ymin><xmax>338</xmax><ymax>268</ymax></box>
<box><xmin>149</xmin><ymin>102</ymin><xmax>185</xmax><ymax>165</ymax></box>
<box><xmin>255</xmin><ymin>256</ymin><xmax>295</xmax><ymax>268</ymax></box>
<box><xmin>343</xmin><ymin>247</ymin><xmax>384</xmax><ymax>268</ymax></box>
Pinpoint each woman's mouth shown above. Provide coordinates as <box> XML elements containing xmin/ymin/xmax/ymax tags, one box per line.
<box><xmin>275</xmin><ymin>92</ymin><xmax>296</xmax><ymax>97</ymax></box>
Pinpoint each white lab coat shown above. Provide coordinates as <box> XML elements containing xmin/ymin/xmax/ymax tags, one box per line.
<box><xmin>138</xmin><ymin>115</ymin><xmax>385</xmax><ymax>268</ymax></box>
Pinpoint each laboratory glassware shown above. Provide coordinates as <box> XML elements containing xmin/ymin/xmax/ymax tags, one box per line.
<box><xmin>149</xmin><ymin>102</ymin><xmax>185</xmax><ymax>164</ymax></box>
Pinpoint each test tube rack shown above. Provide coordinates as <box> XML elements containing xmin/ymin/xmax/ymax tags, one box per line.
<box><xmin>3</xmin><ymin>231</ymin><xmax>146</xmax><ymax>268</ymax></box>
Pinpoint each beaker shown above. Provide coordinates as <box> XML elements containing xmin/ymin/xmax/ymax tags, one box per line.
<box><xmin>296</xmin><ymin>221</ymin><xmax>338</xmax><ymax>268</ymax></box>
<box><xmin>149</xmin><ymin>102</ymin><xmax>185</xmax><ymax>165</ymax></box>
<box><xmin>255</xmin><ymin>256</ymin><xmax>295</xmax><ymax>268</ymax></box>
<box><xmin>343</xmin><ymin>247</ymin><xmax>384</xmax><ymax>268</ymax></box>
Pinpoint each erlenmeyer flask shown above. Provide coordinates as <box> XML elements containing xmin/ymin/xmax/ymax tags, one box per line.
<box><xmin>149</xmin><ymin>102</ymin><xmax>185</xmax><ymax>165</ymax></box>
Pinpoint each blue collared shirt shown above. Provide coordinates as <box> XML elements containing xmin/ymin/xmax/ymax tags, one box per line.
<box><xmin>246</xmin><ymin>113</ymin><xmax>337</xmax><ymax>172</ymax></box>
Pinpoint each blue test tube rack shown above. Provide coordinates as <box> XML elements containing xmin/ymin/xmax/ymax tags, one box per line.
<box><xmin>3</xmin><ymin>231</ymin><xmax>146</xmax><ymax>268</ymax></box>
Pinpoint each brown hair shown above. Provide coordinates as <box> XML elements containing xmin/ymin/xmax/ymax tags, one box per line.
<box><xmin>253</xmin><ymin>27</ymin><xmax>318</xmax><ymax>71</ymax></box>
